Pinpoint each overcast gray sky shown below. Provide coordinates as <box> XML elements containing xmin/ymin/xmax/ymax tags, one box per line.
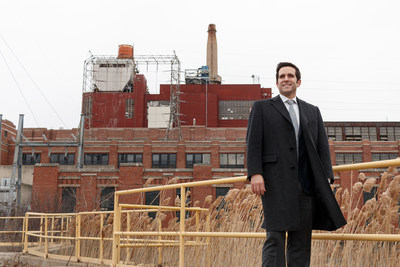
<box><xmin>1</xmin><ymin>0</ymin><xmax>399</xmax><ymax>129</ymax></box>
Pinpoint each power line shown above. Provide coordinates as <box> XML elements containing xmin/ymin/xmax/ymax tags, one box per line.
<box><xmin>0</xmin><ymin>33</ymin><xmax>68</xmax><ymax>128</ymax></box>
<box><xmin>0</xmin><ymin>43</ymin><xmax>41</xmax><ymax>127</ymax></box>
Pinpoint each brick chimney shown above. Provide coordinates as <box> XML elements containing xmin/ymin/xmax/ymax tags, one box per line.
<box><xmin>207</xmin><ymin>24</ymin><xmax>222</xmax><ymax>84</ymax></box>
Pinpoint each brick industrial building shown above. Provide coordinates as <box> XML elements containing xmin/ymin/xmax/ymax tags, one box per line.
<box><xmin>1</xmin><ymin>119</ymin><xmax>399</xmax><ymax>213</ymax></box>
<box><xmin>1</xmin><ymin>25</ymin><xmax>399</xmax><ymax>214</ymax></box>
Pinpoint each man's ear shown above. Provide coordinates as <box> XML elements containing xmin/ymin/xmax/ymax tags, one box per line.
<box><xmin>297</xmin><ymin>79</ymin><xmax>301</xmax><ymax>87</ymax></box>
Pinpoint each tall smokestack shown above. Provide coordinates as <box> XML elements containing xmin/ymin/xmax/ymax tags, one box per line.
<box><xmin>207</xmin><ymin>24</ymin><xmax>221</xmax><ymax>84</ymax></box>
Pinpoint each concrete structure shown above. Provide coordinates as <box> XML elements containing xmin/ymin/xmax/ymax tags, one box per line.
<box><xmin>207</xmin><ymin>24</ymin><xmax>221</xmax><ymax>84</ymax></box>
<box><xmin>0</xmin><ymin>165</ymin><xmax>33</xmax><ymax>212</ymax></box>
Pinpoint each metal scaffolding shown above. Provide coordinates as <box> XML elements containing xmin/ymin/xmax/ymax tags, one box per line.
<box><xmin>6</xmin><ymin>115</ymin><xmax>85</xmax><ymax>216</ymax></box>
<box><xmin>132</xmin><ymin>54</ymin><xmax>182</xmax><ymax>140</ymax></box>
<box><xmin>83</xmin><ymin>53</ymin><xmax>182</xmax><ymax>140</ymax></box>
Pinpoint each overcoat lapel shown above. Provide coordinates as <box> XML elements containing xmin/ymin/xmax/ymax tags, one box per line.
<box><xmin>298</xmin><ymin>98</ymin><xmax>309</xmax><ymax>133</ymax></box>
<box><xmin>270</xmin><ymin>95</ymin><xmax>292</xmax><ymax>124</ymax></box>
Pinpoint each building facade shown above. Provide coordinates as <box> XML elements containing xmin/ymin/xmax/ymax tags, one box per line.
<box><xmin>1</xmin><ymin>120</ymin><xmax>399</xmax><ymax>213</ymax></box>
<box><xmin>1</xmin><ymin>42</ymin><xmax>399</xmax><ymax>214</ymax></box>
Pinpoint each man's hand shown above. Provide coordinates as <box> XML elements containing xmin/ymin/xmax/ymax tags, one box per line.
<box><xmin>251</xmin><ymin>174</ymin><xmax>266</xmax><ymax>196</ymax></box>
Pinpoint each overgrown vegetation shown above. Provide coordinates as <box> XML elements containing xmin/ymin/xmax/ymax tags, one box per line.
<box><xmin>2</xmin><ymin>168</ymin><xmax>399</xmax><ymax>266</ymax></box>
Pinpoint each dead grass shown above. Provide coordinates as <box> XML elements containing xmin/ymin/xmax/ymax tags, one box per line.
<box><xmin>34</xmin><ymin>167</ymin><xmax>400</xmax><ymax>266</ymax></box>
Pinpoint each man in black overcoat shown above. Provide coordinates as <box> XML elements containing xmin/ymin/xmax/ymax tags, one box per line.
<box><xmin>246</xmin><ymin>62</ymin><xmax>346</xmax><ymax>267</ymax></box>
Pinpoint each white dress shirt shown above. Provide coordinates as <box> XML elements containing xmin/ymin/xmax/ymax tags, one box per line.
<box><xmin>279</xmin><ymin>94</ymin><xmax>300</xmax><ymax>129</ymax></box>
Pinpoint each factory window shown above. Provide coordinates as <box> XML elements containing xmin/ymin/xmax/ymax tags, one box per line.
<box><xmin>363</xmin><ymin>187</ymin><xmax>377</xmax><ymax>205</ymax></box>
<box><xmin>50</xmin><ymin>153</ymin><xmax>75</xmax><ymax>165</ymax></box>
<box><xmin>344</xmin><ymin>127</ymin><xmax>362</xmax><ymax>141</ymax></box>
<box><xmin>219</xmin><ymin>100</ymin><xmax>255</xmax><ymax>120</ymax></box>
<box><xmin>361</xmin><ymin>127</ymin><xmax>377</xmax><ymax>141</ymax></box>
<box><xmin>152</xmin><ymin>153</ymin><xmax>176</xmax><ymax>168</ymax></box>
<box><xmin>215</xmin><ymin>187</ymin><xmax>231</xmax><ymax>212</ymax></box>
<box><xmin>100</xmin><ymin>187</ymin><xmax>115</xmax><ymax>211</ymax></box>
<box><xmin>125</xmin><ymin>99</ymin><xmax>134</xmax><ymax>118</ymax></box>
<box><xmin>61</xmin><ymin>188</ymin><xmax>76</xmax><ymax>213</ymax></box>
<box><xmin>216</xmin><ymin>187</ymin><xmax>230</xmax><ymax>198</ymax></box>
<box><xmin>186</xmin><ymin>153</ymin><xmax>211</xmax><ymax>168</ymax></box>
<box><xmin>145</xmin><ymin>190</ymin><xmax>160</xmax><ymax>219</ymax></box>
<box><xmin>4</xmin><ymin>131</ymin><xmax>7</xmax><ymax>137</ymax></box>
<box><xmin>219</xmin><ymin>153</ymin><xmax>245</xmax><ymax>168</ymax></box>
<box><xmin>335</xmin><ymin>153</ymin><xmax>363</xmax><ymax>165</ymax></box>
<box><xmin>371</xmin><ymin>153</ymin><xmax>398</xmax><ymax>161</ymax></box>
<box><xmin>176</xmin><ymin>187</ymin><xmax>191</xmax><ymax>220</ymax></box>
<box><xmin>148</xmin><ymin>100</ymin><xmax>170</xmax><ymax>107</ymax></box>
<box><xmin>379</xmin><ymin>127</ymin><xmax>400</xmax><ymax>141</ymax></box>
<box><xmin>22</xmin><ymin>153</ymin><xmax>41</xmax><ymax>165</ymax></box>
<box><xmin>84</xmin><ymin>153</ymin><xmax>109</xmax><ymax>165</ymax></box>
<box><xmin>118</xmin><ymin>153</ymin><xmax>143</xmax><ymax>167</ymax></box>
<box><xmin>325</xmin><ymin>127</ymin><xmax>343</xmax><ymax>141</ymax></box>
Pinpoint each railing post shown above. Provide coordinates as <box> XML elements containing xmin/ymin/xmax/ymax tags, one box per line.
<box><xmin>112</xmin><ymin>193</ymin><xmax>121</xmax><ymax>267</ymax></box>
<box><xmin>158</xmin><ymin>216</ymin><xmax>162</xmax><ymax>265</ymax></box>
<box><xmin>126</xmin><ymin>212</ymin><xmax>130</xmax><ymax>263</ymax></box>
<box><xmin>23</xmin><ymin>215</ymin><xmax>28</xmax><ymax>253</ymax></box>
<box><xmin>75</xmin><ymin>213</ymin><xmax>81</xmax><ymax>262</ymax></box>
<box><xmin>206</xmin><ymin>213</ymin><xmax>211</xmax><ymax>267</ymax></box>
<box><xmin>44</xmin><ymin>215</ymin><xmax>48</xmax><ymax>258</ymax></box>
<box><xmin>51</xmin><ymin>215</ymin><xmax>55</xmax><ymax>243</ymax></box>
<box><xmin>195</xmin><ymin>210</ymin><xmax>200</xmax><ymax>267</ymax></box>
<box><xmin>179</xmin><ymin>185</ymin><xmax>186</xmax><ymax>267</ymax></box>
<box><xmin>39</xmin><ymin>215</ymin><xmax>43</xmax><ymax>244</ymax></box>
<box><xmin>100</xmin><ymin>213</ymin><xmax>104</xmax><ymax>264</ymax></box>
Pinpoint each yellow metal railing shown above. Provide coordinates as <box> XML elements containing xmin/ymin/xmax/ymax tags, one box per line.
<box><xmin>111</xmin><ymin>157</ymin><xmax>400</xmax><ymax>267</ymax></box>
<box><xmin>0</xmin><ymin>216</ymin><xmax>25</xmax><ymax>246</ymax></box>
<box><xmin>0</xmin><ymin>158</ymin><xmax>399</xmax><ymax>266</ymax></box>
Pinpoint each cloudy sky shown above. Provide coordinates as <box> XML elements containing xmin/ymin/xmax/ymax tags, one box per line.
<box><xmin>1</xmin><ymin>0</ymin><xmax>399</xmax><ymax>129</ymax></box>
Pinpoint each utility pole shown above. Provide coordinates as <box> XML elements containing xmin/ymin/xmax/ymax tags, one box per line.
<box><xmin>76</xmin><ymin>114</ymin><xmax>85</xmax><ymax>168</ymax></box>
<box><xmin>10</xmin><ymin>114</ymin><xmax>23</xmax><ymax>216</ymax></box>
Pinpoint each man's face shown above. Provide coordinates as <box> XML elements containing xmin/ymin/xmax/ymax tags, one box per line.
<box><xmin>276</xmin><ymin>66</ymin><xmax>301</xmax><ymax>99</ymax></box>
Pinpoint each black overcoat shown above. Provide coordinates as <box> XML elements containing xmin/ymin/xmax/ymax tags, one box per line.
<box><xmin>246</xmin><ymin>95</ymin><xmax>346</xmax><ymax>231</ymax></box>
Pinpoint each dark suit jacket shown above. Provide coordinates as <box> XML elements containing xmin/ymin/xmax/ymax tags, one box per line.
<box><xmin>246</xmin><ymin>95</ymin><xmax>346</xmax><ymax>231</ymax></box>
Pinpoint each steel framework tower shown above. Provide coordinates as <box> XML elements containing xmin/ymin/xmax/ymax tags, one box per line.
<box><xmin>131</xmin><ymin>53</ymin><xmax>182</xmax><ymax>140</ymax></box>
<box><xmin>83</xmin><ymin>52</ymin><xmax>182</xmax><ymax>140</ymax></box>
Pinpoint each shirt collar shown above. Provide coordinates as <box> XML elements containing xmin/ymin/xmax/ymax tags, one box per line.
<box><xmin>279</xmin><ymin>94</ymin><xmax>297</xmax><ymax>104</ymax></box>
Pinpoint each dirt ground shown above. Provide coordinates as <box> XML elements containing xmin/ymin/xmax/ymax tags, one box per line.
<box><xmin>0</xmin><ymin>252</ymin><xmax>109</xmax><ymax>267</ymax></box>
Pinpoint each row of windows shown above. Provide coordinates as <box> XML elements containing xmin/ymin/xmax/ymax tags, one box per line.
<box><xmin>186</xmin><ymin>153</ymin><xmax>211</xmax><ymax>168</ymax></box>
<box><xmin>61</xmin><ymin>186</ymin><xmax>232</xmax><ymax>216</ymax></box>
<box><xmin>335</xmin><ymin>153</ymin><xmax>398</xmax><ymax>165</ymax></box>
<box><xmin>61</xmin><ymin>184</ymin><xmax>387</xmax><ymax>216</ymax></box>
<box><xmin>22</xmin><ymin>152</ymin><xmax>246</xmax><ymax>169</ymax></box>
<box><xmin>61</xmin><ymin>187</ymin><xmax>115</xmax><ymax>213</ymax></box>
<box><xmin>326</xmin><ymin>126</ymin><xmax>400</xmax><ymax>141</ymax></box>
<box><xmin>21</xmin><ymin>152</ymin><xmax>400</xmax><ymax>167</ymax></box>
<box><xmin>219</xmin><ymin>100</ymin><xmax>255</xmax><ymax>120</ymax></box>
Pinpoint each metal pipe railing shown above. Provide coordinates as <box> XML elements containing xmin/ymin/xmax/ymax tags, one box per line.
<box><xmin>0</xmin><ymin>158</ymin><xmax>399</xmax><ymax>266</ymax></box>
<box><xmin>110</xmin><ymin>158</ymin><xmax>400</xmax><ymax>267</ymax></box>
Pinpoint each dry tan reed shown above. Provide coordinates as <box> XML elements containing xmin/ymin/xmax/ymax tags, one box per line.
<box><xmin>54</xmin><ymin>167</ymin><xmax>399</xmax><ymax>266</ymax></box>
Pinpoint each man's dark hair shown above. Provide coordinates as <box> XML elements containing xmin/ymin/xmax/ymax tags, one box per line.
<box><xmin>276</xmin><ymin>62</ymin><xmax>301</xmax><ymax>82</ymax></box>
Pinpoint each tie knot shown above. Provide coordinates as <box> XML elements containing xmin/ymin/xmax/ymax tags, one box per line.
<box><xmin>287</xmin><ymin>99</ymin><xmax>295</xmax><ymax>105</ymax></box>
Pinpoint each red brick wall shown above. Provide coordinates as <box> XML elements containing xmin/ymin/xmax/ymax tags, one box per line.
<box><xmin>31</xmin><ymin>164</ymin><xmax>60</xmax><ymax>212</ymax></box>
